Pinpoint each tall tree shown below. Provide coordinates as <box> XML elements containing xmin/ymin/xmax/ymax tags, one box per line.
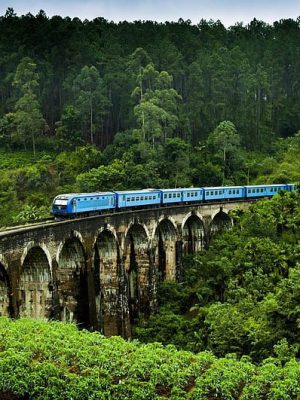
<box><xmin>207</xmin><ymin>121</ymin><xmax>243</xmax><ymax>184</ymax></box>
<box><xmin>11</xmin><ymin>57</ymin><xmax>47</xmax><ymax>155</ymax></box>
<box><xmin>72</xmin><ymin>65</ymin><xmax>109</xmax><ymax>145</ymax></box>
<box><xmin>133</xmin><ymin>64</ymin><xmax>181</xmax><ymax>145</ymax></box>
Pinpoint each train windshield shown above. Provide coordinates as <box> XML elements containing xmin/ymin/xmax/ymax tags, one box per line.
<box><xmin>54</xmin><ymin>199</ymin><xmax>68</xmax><ymax>206</ymax></box>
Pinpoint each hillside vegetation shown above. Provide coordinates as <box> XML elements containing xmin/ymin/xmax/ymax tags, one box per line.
<box><xmin>1</xmin><ymin>317</ymin><xmax>300</xmax><ymax>400</ymax></box>
<box><xmin>135</xmin><ymin>191</ymin><xmax>300</xmax><ymax>362</ymax></box>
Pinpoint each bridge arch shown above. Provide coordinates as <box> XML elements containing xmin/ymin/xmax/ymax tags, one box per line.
<box><xmin>93</xmin><ymin>227</ymin><xmax>120</xmax><ymax>335</ymax></box>
<box><xmin>21</xmin><ymin>242</ymin><xmax>52</xmax><ymax>272</ymax></box>
<box><xmin>210</xmin><ymin>208</ymin><xmax>233</xmax><ymax>235</ymax></box>
<box><xmin>19</xmin><ymin>244</ymin><xmax>53</xmax><ymax>320</ymax></box>
<box><xmin>0</xmin><ymin>256</ymin><xmax>11</xmax><ymax>317</ymax></box>
<box><xmin>55</xmin><ymin>230</ymin><xmax>85</xmax><ymax>264</ymax></box>
<box><xmin>124</xmin><ymin>223</ymin><xmax>150</xmax><ymax>322</ymax></box>
<box><xmin>182</xmin><ymin>212</ymin><xmax>205</xmax><ymax>254</ymax></box>
<box><xmin>152</xmin><ymin>217</ymin><xmax>178</xmax><ymax>281</ymax></box>
<box><xmin>56</xmin><ymin>233</ymin><xmax>89</xmax><ymax>327</ymax></box>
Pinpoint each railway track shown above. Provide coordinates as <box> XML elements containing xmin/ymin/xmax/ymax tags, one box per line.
<box><xmin>0</xmin><ymin>217</ymin><xmax>55</xmax><ymax>233</ymax></box>
<box><xmin>0</xmin><ymin>198</ymin><xmax>254</xmax><ymax>235</ymax></box>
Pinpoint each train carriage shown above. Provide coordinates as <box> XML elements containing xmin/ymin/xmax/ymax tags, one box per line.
<box><xmin>52</xmin><ymin>192</ymin><xmax>116</xmax><ymax>216</ymax></box>
<box><xmin>203</xmin><ymin>186</ymin><xmax>244</xmax><ymax>201</ymax></box>
<box><xmin>161</xmin><ymin>188</ymin><xmax>182</xmax><ymax>204</ymax></box>
<box><xmin>182</xmin><ymin>188</ymin><xmax>204</xmax><ymax>203</ymax></box>
<box><xmin>115</xmin><ymin>189</ymin><xmax>161</xmax><ymax>209</ymax></box>
<box><xmin>245</xmin><ymin>184</ymin><xmax>286</xmax><ymax>198</ymax></box>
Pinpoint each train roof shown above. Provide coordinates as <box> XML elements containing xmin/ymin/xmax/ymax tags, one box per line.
<box><xmin>203</xmin><ymin>186</ymin><xmax>244</xmax><ymax>190</ymax></box>
<box><xmin>54</xmin><ymin>192</ymin><xmax>115</xmax><ymax>199</ymax></box>
<box><xmin>244</xmin><ymin>184</ymin><xmax>286</xmax><ymax>188</ymax></box>
<box><xmin>160</xmin><ymin>188</ymin><xmax>203</xmax><ymax>192</ymax></box>
<box><xmin>114</xmin><ymin>189</ymin><xmax>161</xmax><ymax>195</ymax></box>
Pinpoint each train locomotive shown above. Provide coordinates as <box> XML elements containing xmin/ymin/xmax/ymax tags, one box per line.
<box><xmin>52</xmin><ymin>183</ymin><xmax>296</xmax><ymax>218</ymax></box>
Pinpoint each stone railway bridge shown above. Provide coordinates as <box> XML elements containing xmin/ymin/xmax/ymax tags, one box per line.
<box><xmin>0</xmin><ymin>201</ymin><xmax>249</xmax><ymax>337</ymax></box>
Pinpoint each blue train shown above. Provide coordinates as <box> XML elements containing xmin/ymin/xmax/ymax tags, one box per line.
<box><xmin>52</xmin><ymin>184</ymin><xmax>296</xmax><ymax>218</ymax></box>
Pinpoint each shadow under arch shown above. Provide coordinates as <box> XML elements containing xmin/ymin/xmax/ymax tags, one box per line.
<box><xmin>93</xmin><ymin>228</ymin><xmax>120</xmax><ymax>335</ymax></box>
<box><xmin>19</xmin><ymin>246</ymin><xmax>53</xmax><ymax>320</ymax></box>
<box><xmin>56</xmin><ymin>236</ymin><xmax>89</xmax><ymax>327</ymax></box>
<box><xmin>182</xmin><ymin>213</ymin><xmax>205</xmax><ymax>254</ymax></box>
<box><xmin>0</xmin><ymin>261</ymin><xmax>12</xmax><ymax>317</ymax></box>
<box><xmin>124</xmin><ymin>223</ymin><xmax>149</xmax><ymax>323</ymax></box>
<box><xmin>153</xmin><ymin>218</ymin><xmax>178</xmax><ymax>282</ymax></box>
<box><xmin>210</xmin><ymin>210</ymin><xmax>233</xmax><ymax>236</ymax></box>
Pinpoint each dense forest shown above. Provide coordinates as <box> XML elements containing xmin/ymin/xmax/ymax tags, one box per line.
<box><xmin>134</xmin><ymin>191</ymin><xmax>300</xmax><ymax>361</ymax></box>
<box><xmin>0</xmin><ymin>9</ymin><xmax>300</xmax><ymax>150</ymax></box>
<box><xmin>0</xmin><ymin>9</ymin><xmax>300</xmax><ymax>225</ymax></box>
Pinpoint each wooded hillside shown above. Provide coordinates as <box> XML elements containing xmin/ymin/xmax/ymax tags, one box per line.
<box><xmin>0</xmin><ymin>9</ymin><xmax>299</xmax><ymax>151</ymax></box>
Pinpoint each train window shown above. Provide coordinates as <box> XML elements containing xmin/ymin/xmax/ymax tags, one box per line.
<box><xmin>187</xmin><ymin>192</ymin><xmax>190</xmax><ymax>196</ymax></box>
<box><xmin>127</xmin><ymin>198</ymin><xmax>130</xmax><ymax>202</ymax></box>
<box><xmin>84</xmin><ymin>198</ymin><xmax>87</xmax><ymax>200</ymax></box>
<box><xmin>123</xmin><ymin>195</ymin><xmax>126</xmax><ymax>200</ymax></box>
<box><xmin>164</xmin><ymin>194</ymin><xmax>167</xmax><ymax>198</ymax></box>
<box><xmin>237</xmin><ymin>190</ymin><xmax>239</xmax><ymax>194</ymax></box>
<box><xmin>191</xmin><ymin>193</ymin><xmax>194</xmax><ymax>197</ymax></box>
<box><xmin>145</xmin><ymin>196</ymin><xmax>148</xmax><ymax>200</ymax></box>
<box><xmin>153</xmin><ymin>196</ymin><xmax>156</xmax><ymax>199</ymax></box>
<box><xmin>173</xmin><ymin>193</ymin><xmax>176</xmax><ymax>198</ymax></box>
<box><xmin>229</xmin><ymin>190</ymin><xmax>232</xmax><ymax>194</ymax></box>
<box><xmin>141</xmin><ymin>196</ymin><xmax>144</xmax><ymax>201</ymax></box>
<box><xmin>136</xmin><ymin>197</ymin><xmax>140</xmax><ymax>201</ymax></box>
<box><xmin>261</xmin><ymin>188</ymin><xmax>264</xmax><ymax>192</ymax></box>
<box><xmin>177</xmin><ymin>193</ymin><xmax>180</xmax><ymax>198</ymax></box>
<box><xmin>219</xmin><ymin>191</ymin><xmax>222</xmax><ymax>195</ymax></box>
<box><xmin>97</xmin><ymin>197</ymin><xmax>99</xmax><ymax>200</ymax></box>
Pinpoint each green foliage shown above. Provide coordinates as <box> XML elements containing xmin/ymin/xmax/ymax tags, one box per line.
<box><xmin>14</xmin><ymin>204</ymin><xmax>48</xmax><ymax>223</ymax></box>
<box><xmin>76</xmin><ymin>159</ymin><xmax>126</xmax><ymax>191</ymax></box>
<box><xmin>9</xmin><ymin>58</ymin><xmax>48</xmax><ymax>156</ymax></box>
<box><xmin>134</xmin><ymin>192</ymin><xmax>300</xmax><ymax>362</ymax></box>
<box><xmin>2</xmin><ymin>318</ymin><xmax>300</xmax><ymax>399</ymax></box>
<box><xmin>0</xmin><ymin>13</ymin><xmax>299</xmax><ymax>151</ymax></box>
<box><xmin>206</xmin><ymin>121</ymin><xmax>244</xmax><ymax>184</ymax></box>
